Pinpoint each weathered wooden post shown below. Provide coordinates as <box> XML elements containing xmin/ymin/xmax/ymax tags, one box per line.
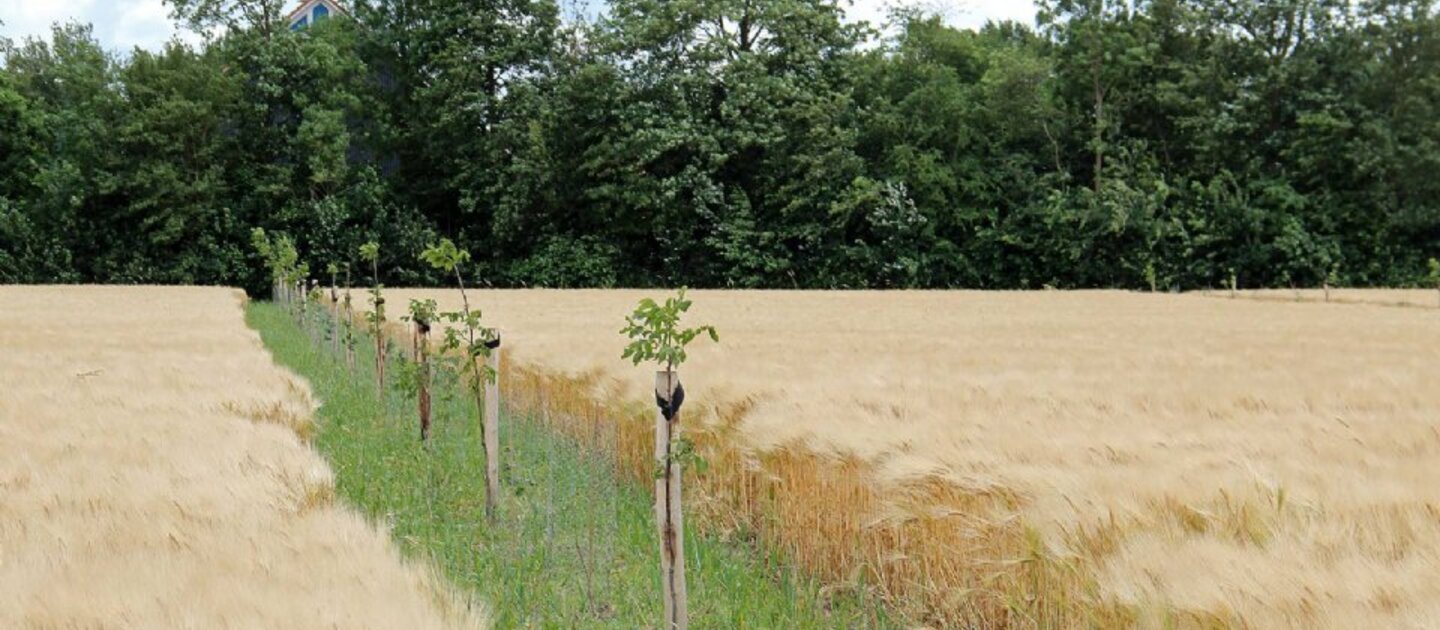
<box><xmin>330</xmin><ymin>273</ymin><xmax>340</xmax><ymax>357</ymax></box>
<box><xmin>375</xmin><ymin>303</ymin><xmax>387</xmax><ymax>397</ymax></box>
<box><xmin>338</xmin><ymin>264</ymin><xmax>355</xmax><ymax>371</ymax></box>
<box><xmin>344</xmin><ymin>289</ymin><xmax>355</xmax><ymax>371</ymax></box>
<box><xmin>484</xmin><ymin>334</ymin><xmax>503</xmax><ymax>518</ymax></box>
<box><xmin>1229</xmin><ymin>270</ymin><xmax>1238</xmax><ymax>299</ymax></box>
<box><xmin>310</xmin><ymin>279</ymin><xmax>323</xmax><ymax>343</ymax></box>
<box><xmin>415</xmin><ymin>313</ymin><xmax>432</xmax><ymax>441</ymax></box>
<box><xmin>654</xmin><ymin>370</ymin><xmax>688</xmax><ymax>630</ymax></box>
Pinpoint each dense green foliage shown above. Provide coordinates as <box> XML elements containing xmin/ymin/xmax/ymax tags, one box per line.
<box><xmin>247</xmin><ymin>300</ymin><xmax>891</xmax><ymax>627</ymax></box>
<box><xmin>3</xmin><ymin>0</ymin><xmax>1438</xmax><ymax>290</ymax></box>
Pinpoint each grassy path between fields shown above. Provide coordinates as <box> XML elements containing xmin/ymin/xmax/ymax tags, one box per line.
<box><xmin>247</xmin><ymin>302</ymin><xmax>890</xmax><ymax>629</ymax></box>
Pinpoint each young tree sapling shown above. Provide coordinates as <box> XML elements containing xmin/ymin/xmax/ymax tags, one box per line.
<box><xmin>359</xmin><ymin>241</ymin><xmax>387</xmax><ymax>395</ymax></box>
<box><xmin>420</xmin><ymin>239</ymin><xmax>502</xmax><ymax>517</ymax></box>
<box><xmin>619</xmin><ymin>288</ymin><xmax>718</xmax><ymax>630</ymax></box>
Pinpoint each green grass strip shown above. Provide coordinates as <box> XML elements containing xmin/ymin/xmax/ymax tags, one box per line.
<box><xmin>247</xmin><ymin>301</ymin><xmax>890</xmax><ymax>629</ymax></box>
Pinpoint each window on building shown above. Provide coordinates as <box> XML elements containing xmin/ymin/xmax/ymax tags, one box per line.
<box><xmin>313</xmin><ymin>4</ymin><xmax>330</xmax><ymax>21</ymax></box>
<box><xmin>291</xmin><ymin>15</ymin><xmax>308</xmax><ymax>30</ymax></box>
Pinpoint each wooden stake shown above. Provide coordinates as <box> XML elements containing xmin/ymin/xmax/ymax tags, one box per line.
<box><xmin>420</xmin><ymin>322</ymin><xmax>429</xmax><ymax>440</ymax></box>
<box><xmin>343</xmin><ymin>290</ymin><xmax>355</xmax><ymax>372</ymax></box>
<box><xmin>654</xmin><ymin>370</ymin><xmax>688</xmax><ymax>630</ymax></box>
<box><xmin>309</xmin><ymin>280</ymin><xmax>321</xmax><ymax>342</ymax></box>
<box><xmin>331</xmin><ymin>285</ymin><xmax>340</xmax><ymax>356</ymax></box>
<box><xmin>483</xmin><ymin>336</ymin><xmax>502</xmax><ymax>519</ymax></box>
<box><xmin>375</xmin><ymin>314</ymin><xmax>386</xmax><ymax>398</ymax></box>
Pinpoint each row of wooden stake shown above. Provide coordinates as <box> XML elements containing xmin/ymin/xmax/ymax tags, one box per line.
<box><xmin>274</xmin><ymin>277</ymin><xmax>690</xmax><ymax>629</ymax></box>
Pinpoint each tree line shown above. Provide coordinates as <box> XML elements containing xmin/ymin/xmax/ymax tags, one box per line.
<box><xmin>2</xmin><ymin>0</ymin><xmax>1437</xmax><ymax>293</ymax></box>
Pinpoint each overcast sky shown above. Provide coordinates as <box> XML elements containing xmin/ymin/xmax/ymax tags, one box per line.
<box><xmin>0</xmin><ymin>0</ymin><xmax>1038</xmax><ymax>53</ymax></box>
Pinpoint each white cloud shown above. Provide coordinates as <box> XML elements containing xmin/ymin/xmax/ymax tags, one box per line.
<box><xmin>0</xmin><ymin>0</ymin><xmax>95</xmax><ymax>40</ymax></box>
<box><xmin>0</xmin><ymin>0</ymin><xmax>194</xmax><ymax>51</ymax></box>
<box><xmin>110</xmin><ymin>0</ymin><xmax>199</xmax><ymax>50</ymax></box>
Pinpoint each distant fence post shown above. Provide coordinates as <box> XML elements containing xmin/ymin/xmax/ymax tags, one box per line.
<box><xmin>309</xmin><ymin>279</ymin><xmax>321</xmax><ymax>343</ymax></box>
<box><xmin>331</xmin><ymin>282</ymin><xmax>340</xmax><ymax>356</ymax></box>
<box><xmin>484</xmin><ymin>334</ymin><xmax>503</xmax><ymax>519</ymax></box>
<box><xmin>374</xmin><ymin>302</ymin><xmax>386</xmax><ymax>398</ymax></box>
<box><xmin>417</xmin><ymin>317</ymin><xmax>432</xmax><ymax>442</ymax></box>
<box><xmin>343</xmin><ymin>290</ymin><xmax>356</xmax><ymax>372</ymax></box>
<box><xmin>654</xmin><ymin>369</ymin><xmax>688</xmax><ymax>630</ymax></box>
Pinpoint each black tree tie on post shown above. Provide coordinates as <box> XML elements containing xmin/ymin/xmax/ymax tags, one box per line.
<box><xmin>655</xmin><ymin>382</ymin><xmax>685</xmax><ymax>422</ymax></box>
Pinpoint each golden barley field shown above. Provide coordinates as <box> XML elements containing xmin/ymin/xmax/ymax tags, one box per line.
<box><xmin>379</xmin><ymin>288</ymin><xmax>1440</xmax><ymax>629</ymax></box>
<box><xmin>0</xmin><ymin>286</ymin><xmax>485</xmax><ymax>629</ymax></box>
<box><xmin>1213</xmin><ymin>287</ymin><xmax>1440</xmax><ymax>309</ymax></box>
